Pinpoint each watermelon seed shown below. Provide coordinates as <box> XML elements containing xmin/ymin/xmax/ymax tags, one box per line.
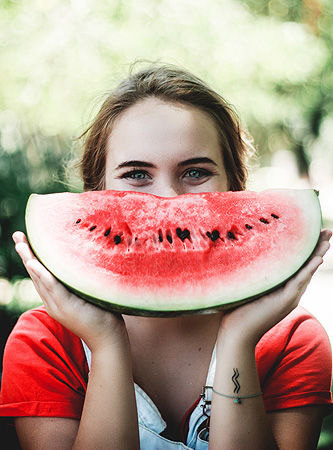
<box><xmin>245</xmin><ymin>224</ymin><xmax>252</xmax><ymax>230</ymax></box>
<box><xmin>259</xmin><ymin>218</ymin><xmax>269</xmax><ymax>224</ymax></box>
<box><xmin>271</xmin><ymin>214</ymin><xmax>279</xmax><ymax>219</ymax></box>
<box><xmin>166</xmin><ymin>232</ymin><xmax>173</xmax><ymax>244</ymax></box>
<box><xmin>75</xmin><ymin>219</ymin><xmax>81</xmax><ymax>224</ymax></box>
<box><xmin>206</xmin><ymin>230</ymin><xmax>220</xmax><ymax>241</ymax></box>
<box><xmin>158</xmin><ymin>230</ymin><xmax>163</xmax><ymax>243</ymax></box>
<box><xmin>114</xmin><ymin>235</ymin><xmax>122</xmax><ymax>245</ymax></box>
<box><xmin>176</xmin><ymin>228</ymin><xmax>190</xmax><ymax>241</ymax></box>
<box><xmin>227</xmin><ymin>231</ymin><xmax>236</xmax><ymax>240</ymax></box>
<box><xmin>90</xmin><ymin>225</ymin><xmax>97</xmax><ymax>231</ymax></box>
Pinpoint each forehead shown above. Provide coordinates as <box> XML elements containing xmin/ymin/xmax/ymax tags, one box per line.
<box><xmin>106</xmin><ymin>97</ymin><xmax>222</xmax><ymax>163</ymax></box>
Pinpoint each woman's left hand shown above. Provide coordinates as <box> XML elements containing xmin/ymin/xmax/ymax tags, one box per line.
<box><xmin>219</xmin><ymin>228</ymin><xmax>332</xmax><ymax>347</ymax></box>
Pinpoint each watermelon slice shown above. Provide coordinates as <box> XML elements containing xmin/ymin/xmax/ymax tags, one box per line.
<box><xmin>25</xmin><ymin>189</ymin><xmax>321</xmax><ymax>317</ymax></box>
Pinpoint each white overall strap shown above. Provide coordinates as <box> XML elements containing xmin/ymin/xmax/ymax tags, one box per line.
<box><xmin>81</xmin><ymin>340</ymin><xmax>91</xmax><ymax>375</ymax></box>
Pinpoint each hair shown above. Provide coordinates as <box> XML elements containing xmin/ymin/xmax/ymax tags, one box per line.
<box><xmin>79</xmin><ymin>63</ymin><xmax>254</xmax><ymax>191</ymax></box>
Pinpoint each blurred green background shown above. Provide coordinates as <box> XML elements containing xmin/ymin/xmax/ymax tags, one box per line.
<box><xmin>0</xmin><ymin>0</ymin><xmax>333</xmax><ymax>447</ymax></box>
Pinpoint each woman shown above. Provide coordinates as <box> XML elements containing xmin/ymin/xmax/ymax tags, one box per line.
<box><xmin>1</xmin><ymin>64</ymin><xmax>332</xmax><ymax>450</ymax></box>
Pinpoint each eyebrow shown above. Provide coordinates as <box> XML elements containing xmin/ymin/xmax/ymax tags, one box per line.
<box><xmin>115</xmin><ymin>157</ymin><xmax>217</xmax><ymax>170</ymax></box>
<box><xmin>177</xmin><ymin>157</ymin><xmax>218</xmax><ymax>167</ymax></box>
<box><xmin>115</xmin><ymin>160</ymin><xmax>156</xmax><ymax>170</ymax></box>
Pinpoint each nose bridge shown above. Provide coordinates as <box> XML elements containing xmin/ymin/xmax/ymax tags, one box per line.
<box><xmin>159</xmin><ymin>184</ymin><xmax>179</xmax><ymax>198</ymax></box>
<box><xmin>156</xmin><ymin>173</ymin><xmax>181</xmax><ymax>197</ymax></box>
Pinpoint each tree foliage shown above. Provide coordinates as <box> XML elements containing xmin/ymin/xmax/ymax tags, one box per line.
<box><xmin>240</xmin><ymin>0</ymin><xmax>333</xmax><ymax>175</ymax></box>
<box><xmin>1</xmin><ymin>0</ymin><xmax>332</xmax><ymax>279</ymax></box>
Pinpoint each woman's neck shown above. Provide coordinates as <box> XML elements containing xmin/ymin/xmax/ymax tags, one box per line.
<box><xmin>123</xmin><ymin>312</ymin><xmax>223</xmax><ymax>350</ymax></box>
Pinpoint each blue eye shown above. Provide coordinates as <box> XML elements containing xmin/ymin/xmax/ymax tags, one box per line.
<box><xmin>131</xmin><ymin>172</ymin><xmax>146</xmax><ymax>179</ymax></box>
<box><xmin>187</xmin><ymin>169</ymin><xmax>203</xmax><ymax>178</ymax></box>
<box><xmin>185</xmin><ymin>168</ymin><xmax>211</xmax><ymax>179</ymax></box>
<box><xmin>122</xmin><ymin>170</ymin><xmax>150</xmax><ymax>180</ymax></box>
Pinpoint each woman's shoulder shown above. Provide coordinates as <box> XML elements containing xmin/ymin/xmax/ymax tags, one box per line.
<box><xmin>11</xmin><ymin>305</ymin><xmax>79</xmax><ymax>340</ymax></box>
<box><xmin>256</xmin><ymin>305</ymin><xmax>332</xmax><ymax>386</ymax></box>
<box><xmin>1</xmin><ymin>306</ymin><xmax>88</xmax><ymax>418</ymax></box>
<box><xmin>5</xmin><ymin>305</ymin><xmax>86</xmax><ymax>368</ymax></box>
<box><xmin>259</xmin><ymin>305</ymin><xmax>330</xmax><ymax>349</ymax></box>
<box><xmin>256</xmin><ymin>306</ymin><xmax>333</xmax><ymax>411</ymax></box>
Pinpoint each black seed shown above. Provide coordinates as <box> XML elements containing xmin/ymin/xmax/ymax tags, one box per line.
<box><xmin>89</xmin><ymin>225</ymin><xmax>97</xmax><ymax>231</ymax></box>
<box><xmin>76</xmin><ymin>219</ymin><xmax>81</xmax><ymax>224</ymax></box>
<box><xmin>260</xmin><ymin>218</ymin><xmax>269</xmax><ymax>224</ymax></box>
<box><xmin>166</xmin><ymin>234</ymin><xmax>173</xmax><ymax>244</ymax></box>
<box><xmin>114</xmin><ymin>235</ymin><xmax>122</xmax><ymax>245</ymax></box>
<box><xmin>206</xmin><ymin>230</ymin><xmax>220</xmax><ymax>241</ymax></box>
<box><xmin>104</xmin><ymin>228</ymin><xmax>111</xmax><ymax>237</ymax></box>
<box><xmin>271</xmin><ymin>214</ymin><xmax>279</xmax><ymax>219</ymax></box>
<box><xmin>176</xmin><ymin>228</ymin><xmax>190</xmax><ymax>241</ymax></box>
<box><xmin>158</xmin><ymin>230</ymin><xmax>163</xmax><ymax>242</ymax></box>
<box><xmin>211</xmin><ymin>230</ymin><xmax>220</xmax><ymax>241</ymax></box>
<box><xmin>176</xmin><ymin>228</ymin><xmax>182</xmax><ymax>238</ymax></box>
<box><xmin>227</xmin><ymin>231</ymin><xmax>236</xmax><ymax>240</ymax></box>
<box><xmin>245</xmin><ymin>224</ymin><xmax>252</xmax><ymax>230</ymax></box>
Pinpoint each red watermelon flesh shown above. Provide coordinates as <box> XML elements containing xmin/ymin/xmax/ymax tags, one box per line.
<box><xmin>25</xmin><ymin>189</ymin><xmax>321</xmax><ymax>316</ymax></box>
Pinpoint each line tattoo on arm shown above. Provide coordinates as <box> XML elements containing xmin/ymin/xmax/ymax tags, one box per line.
<box><xmin>232</xmin><ymin>368</ymin><xmax>240</xmax><ymax>394</ymax></box>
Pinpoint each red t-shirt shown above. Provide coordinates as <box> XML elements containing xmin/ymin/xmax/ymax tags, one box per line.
<box><xmin>0</xmin><ymin>305</ymin><xmax>332</xmax><ymax>418</ymax></box>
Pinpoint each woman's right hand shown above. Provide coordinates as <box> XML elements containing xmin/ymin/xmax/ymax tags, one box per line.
<box><xmin>13</xmin><ymin>231</ymin><xmax>127</xmax><ymax>352</ymax></box>
<box><xmin>13</xmin><ymin>231</ymin><xmax>140</xmax><ymax>450</ymax></box>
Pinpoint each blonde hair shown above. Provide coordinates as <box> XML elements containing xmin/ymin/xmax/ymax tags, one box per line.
<box><xmin>79</xmin><ymin>64</ymin><xmax>253</xmax><ymax>191</ymax></box>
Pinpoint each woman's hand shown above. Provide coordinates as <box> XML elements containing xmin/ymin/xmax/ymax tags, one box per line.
<box><xmin>13</xmin><ymin>231</ymin><xmax>140</xmax><ymax>449</ymax></box>
<box><xmin>13</xmin><ymin>231</ymin><xmax>127</xmax><ymax>352</ymax></box>
<box><xmin>219</xmin><ymin>228</ymin><xmax>332</xmax><ymax>347</ymax></box>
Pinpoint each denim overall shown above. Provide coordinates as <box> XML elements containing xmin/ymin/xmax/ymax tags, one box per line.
<box><xmin>82</xmin><ymin>341</ymin><xmax>215</xmax><ymax>449</ymax></box>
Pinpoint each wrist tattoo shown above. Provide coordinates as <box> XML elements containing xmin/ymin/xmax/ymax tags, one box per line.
<box><xmin>232</xmin><ymin>368</ymin><xmax>240</xmax><ymax>394</ymax></box>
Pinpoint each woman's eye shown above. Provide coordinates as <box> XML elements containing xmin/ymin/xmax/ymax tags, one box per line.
<box><xmin>122</xmin><ymin>170</ymin><xmax>151</xmax><ymax>181</ymax></box>
<box><xmin>184</xmin><ymin>168</ymin><xmax>211</xmax><ymax>179</ymax></box>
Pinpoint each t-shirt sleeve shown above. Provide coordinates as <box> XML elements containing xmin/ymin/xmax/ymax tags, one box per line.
<box><xmin>256</xmin><ymin>306</ymin><xmax>333</xmax><ymax>412</ymax></box>
<box><xmin>0</xmin><ymin>306</ymin><xmax>88</xmax><ymax>418</ymax></box>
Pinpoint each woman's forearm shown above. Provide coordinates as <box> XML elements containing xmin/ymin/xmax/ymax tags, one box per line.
<box><xmin>73</xmin><ymin>335</ymin><xmax>140</xmax><ymax>450</ymax></box>
<box><xmin>209</xmin><ymin>336</ymin><xmax>278</xmax><ymax>450</ymax></box>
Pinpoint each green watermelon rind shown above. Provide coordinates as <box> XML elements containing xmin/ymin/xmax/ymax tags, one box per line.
<box><xmin>25</xmin><ymin>189</ymin><xmax>322</xmax><ymax>317</ymax></box>
<box><xmin>61</xmin><ymin>275</ymin><xmax>305</xmax><ymax>317</ymax></box>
